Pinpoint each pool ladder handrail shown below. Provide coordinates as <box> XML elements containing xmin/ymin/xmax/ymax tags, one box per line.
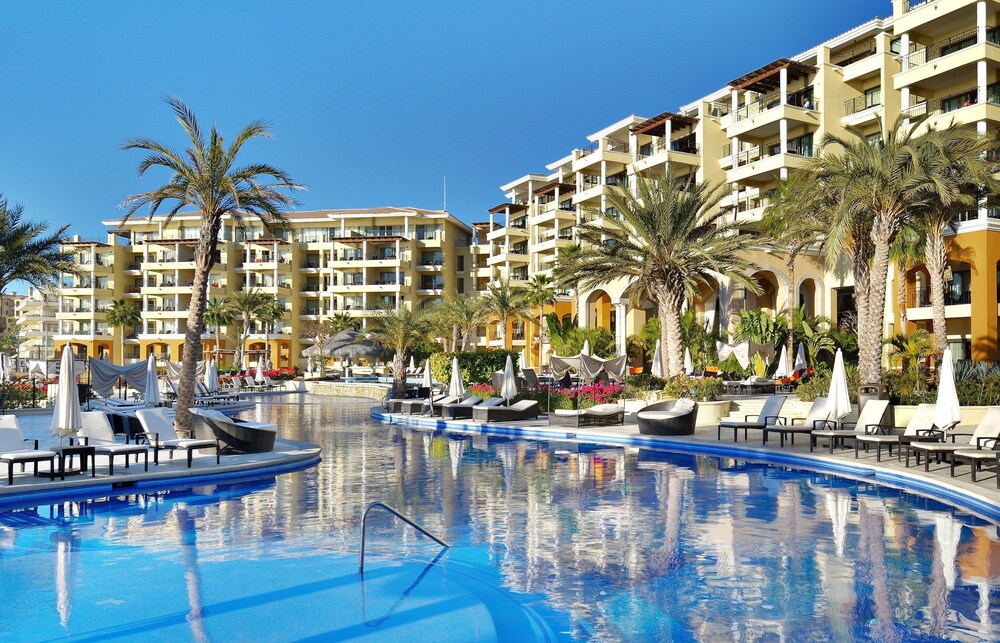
<box><xmin>358</xmin><ymin>501</ymin><xmax>450</xmax><ymax>574</ymax></box>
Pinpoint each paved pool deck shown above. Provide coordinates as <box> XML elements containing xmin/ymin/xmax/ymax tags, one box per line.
<box><xmin>372</xmin><ymin>406</ymin><xmax>1000</xmax><ymax>523</ymax></box>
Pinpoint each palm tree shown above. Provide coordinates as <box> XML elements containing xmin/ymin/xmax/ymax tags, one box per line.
<box><xmin>887</xmin><ymin>329</ymin><xmax>933</xmax><ymax>381</ymax></box>
<box><xmin>0</xmin><ymin>194</ymin><xmax>76</xmax><ymax>296</ymax></box>
<box><xmin>888</xmin><ymin>227</ymin><xmax>925</xmax><ymax>339</ymax></box>
<box><xmin>105</xmin><ymin>298</ymin><xmax>141</xmax><ymax>364</ymax></box>
<box><xmin>203</xmin><ymin>297</ymin><xmax>235</xmax><ymax>365</ymax></box>
<box><xmin>524</xmin><ymin>274</ymin><xmax>555</xmax><ymax>368</ymax></box>
<box><xmin>555</xmin><ymin>171</ymin><xmax>759</xmax><ymax>376</ymax></box>
<box><xmin>367</xmin><ymin>307</ymin><xmax>429</xmax><ymax>397</ymax></box>
<box><xmin>553</xmin><ymin>243</ymin><xmax>583</xmax><ymax>321</ymax></box>
<box><xmin>328</xmin><ymin>312</ymin><xmax>357</xmax><ymax>334</ymax></box>
<box><xmin>912</xmin><ymin>124</ymin><xmax>999</xmax><ymax>361</ymax></box>
<box><xmin>229</xmin><ymin>289</ymin><xmax>271</xmax><ymax>369</ymax></box>
<box><xmin>257</xmin><ymin>297</ymin><xmax>286</xmax><ymax>367</ymax></box>
<box><xmin>760</xmin><ymin>172</ymin><xmax>827</xmax><ymax>370</ymax></box>
<box><xmin>481</xmin><ymin>278</ymin><xmax>529</xmax><ymax>350</ymax></box>
<box><xmin>120</xmin><ymin>97</ymin><xmax>301</xmax><ymax>433</ymax></box>
<box><xmin>443</xmin><ymin>293</ymin><xmax>486</xmax><ymax>351</ymax></box>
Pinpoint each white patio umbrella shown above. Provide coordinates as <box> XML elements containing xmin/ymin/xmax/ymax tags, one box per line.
<box><xmin>144</xmin><ymin>354</ymin><xmax>161</xmax><ymax>406</ymax></box>
<box><xmin>51</xmin><ymin>345</ymin><xmax>82</xmax><ymax>442</ymax></box>
<box><xmin>408</xmin><ymin>355</ymin><xmax>415</xmax><ymax>373</ymax></box>
<box><xmin>825</xmin><ymin>348</ymin><xmax>852</xmax><ymax>425</ymax></box>
<box><xmin>683</xmin><ymin>348</ymin><xmax>693</xmax><ymax>375</ymax></box>
<box><xmin>794</xmin><ymin>342</ymin><xmax>808</xmax><ymax>371</ymax></box>
<box><xmin>500</xmin><ymin>354</ymin><xmax>518</xmax><ymax>403</ymax></box>
<box><xmin>447</xmin><ymin>356</ymin><xmax>464</xmax><ymax>398</ymax></box>
<box><xmin>934</xmin><ymin>348</ymin><xmax>961</xmax><ymax>431</ymax></box>
<box><xmin>581</xmin><ymin>339</ymin><xmax>591</xmax><ymax>356</ymax></box>
<box><xmin>651</xmin><ymin>339</ymin><xmax>663</xmax><ymax>378</ymax></box>
<box><xmin>421</xmin><ymin>359</ymin><xmax>432</xmax><ymax>389</ymax></box>
<box><xmin>773</xmin><ymin>344</ymin><xmax>789</xmax><ymax>379</ymax></box>
<box><xmin>206</xmin><ymin>359</ymin><xmax>219</xmax><ymax>393</ymax></box>
<box><xmin>255</xmin><ymin>358</ymin><xmax>265</xmax><ymax>383</ymax></box>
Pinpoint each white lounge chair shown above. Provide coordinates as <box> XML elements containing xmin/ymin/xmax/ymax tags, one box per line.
<box><xmin>761</xmin><ymin>397</ymin><xmax>830</xmax><ymax>447</ymax></box>
<box><xmin>135</xmin><ymin>407</ymin><xmax>221</xmax><ymax>468</ymax></box>
<box><xmin>442</xmin><ymin>397</ymin><xmax>503</xmax><ymax>420</ymax></box>
<box><xmin>810</xmin><ymin>399</ymin><xmax>890</xmax><ymax>453</ymax></box>
<box><xmin>0</xmin><ymin>415</ymin><xmax>57</xmax><ymax>485</ymax></box>
<box><xmin>717</xmin><ymin>395</ymin><xmax>787</xmax><ymax>441</ymax></box>
<box><xmin>77</xmin><ymin>411</ymin><xmax>150</xmax><ymax>475</ymax></box>
<box><xmin>908</xmin><ymin>407</ymin><xmax>1000</xmax><ymax>471</ymax></box>
<box><xmin>854</xmin><ymin>403</ymin><xmax>951</xmax><ymax>462</ymax></box>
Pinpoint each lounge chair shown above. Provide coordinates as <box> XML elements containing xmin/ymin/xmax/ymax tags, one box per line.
<box><xmin>263</xmin><ymin>376</ymin><xmax>283</xmax><ymax>391</ymax></box>
<box><xmin>552</xmin><ymin>403</ymin><xmax>626</xmax><ymax>428</ymax></box>
<box><xmin>522</xmin><ymin>368</ymin><xmax>540</xmax><ymax>390</ymax></box>
<box><xmin>809</xmin><ymin>399</ymin><xmax>890</xmax><ymax>453</ymax></box>
<box><xmin>433</xmin><ymin>396</ymin><xmax>481</xmax><ymax>418</ymax></box>
<box><xmin>135</xmin><ymin>407</ymin><xmax>221</xmax><ymax>468</ymax></box>
<box><xmin>399</xmin><ymin>394</ymin><xmax>456</xmax><ymax>415</ymax></box>
<box><xmin>473</xmin><ymin>400</ymin><xmax>539</xmax><ymax>423</ymax></box>
<box><xmin>908</xmin><ymin>407</ymin><xmax>1000</xmax><ymax>470</ymax></box>
<box><xmin>190</xmin><ymin>408</ymin><xmax>277</xmax><ymax>453</ymax></box>
<box><xmin>636</xmin><ymin>398</ymin><xmax>698</xmax><ymax>435</ymax></box>
<box><xmin>242</xmin><ymin>376</ymin><xmax>265</xmax><ymax>392</ymax></box>
<box><xmin>77</xmin><ymin>411</ymin><xmax>149</xmax><ymax>475</ymax></box>
<box><xmin>717</xmin><ymin>395</ymin><xmax>787</xmax><ymax>441</ymax></box>
<box><xmin>0</xmin><ymin>415</ymin><xmax>56</xmax><ymax>485</ymax></box>
<box><xmin>761</xmin><ymin>397</ymin><xmax>830</xmax><ymax>447</ymax></box>
<box><xmin>442</xmin><ymin>397</ymin><xmax>503</xmax><ymax>420</ymax></box>
<box><xmin>949</xmin><ymin>413</ymin><xmax>1000</xmax><ymax>484</ymax></box>
<box><xmin>854</xmin><ymin>403</ymin><xmax>951</xmax><ymax>462</ymax></box>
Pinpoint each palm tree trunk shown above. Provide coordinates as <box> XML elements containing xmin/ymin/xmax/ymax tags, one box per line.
<box><xmin>214</xmin><ymin>326</ymin><xmax>221</xmax><ymax>365</ymax></box>
<box><xmin>658</xmin><ymin>289</ymin><xmax>684</xmax><ymax>376</ymax></box>
<box><xmin>392</xmin><ymin>350</ymin><xmax>406</xmax><ymax>398</ymax></box>
<box><xmin>451</xmin><ymin>324</ymin><xmax>460</xmax><ymax>353</ymax></box>
<box><xmin>119</xmin><ymin>331</ymin><xmax>125</xmax><ymax>366</ymax></box>
<box><xmin>176</xmin><ymin>240</ymin><xmax>213</xmax><ymax>435</ymax></box>
<box><xmin>538</xmin><ymin>308</ymin><xmax>545</xmax><ymax>368</ymax></box>
<box><xmin>498</xmin><ymin>314</ymin><xmax>507</xmax><ymax>349</ymax></box>
<box><xmin>460</xmin><ymin>331</ymin><xmax>468</xmax><ymax>352</ymax></box>
<box><xmin>859</xmin><ymin>221</ymin><xmax>894</xmax><ymax>385</ymax></box>
<box><xmin>925</xmin><ymin>223</ymin><xmax>948</xmax><ymax>363</ymax></box>
<box><xmin>895</xmin><ymin>260</ymin><xmax>908</xmax><ymax>338</ymax></box>
<box><xmin>786</xmin><ymin>257</ymin><xmax>795</xmax><ymax>373</ymax></box>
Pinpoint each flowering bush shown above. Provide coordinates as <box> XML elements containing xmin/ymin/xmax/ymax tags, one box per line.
<box><xmin>469</xmin><ymin>381</ymin><xmax>624</xmax><ymax>412</ymax></box>
<box><xmin>662</xmin><ymin>376</ymin><xmax>725</xmax><ymax>401</ymax></box>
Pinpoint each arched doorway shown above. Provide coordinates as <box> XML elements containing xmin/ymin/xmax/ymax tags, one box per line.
<box><xmin>748</xmin><ymin>271</ymin><xmax>779</xmax><ymax>317</ymax></box>
<box><xmin>798</xmin><ymin>278</ymin><xmax>817</xmax><ymax>318</ymax></box>
<box><xmin>586</xmin><ymin>290</ymin><xmax>614</xmax><ymax>332</ymax></box>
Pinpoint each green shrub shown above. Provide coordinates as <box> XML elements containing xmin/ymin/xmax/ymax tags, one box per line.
<box><xmin>796</xmin><ymin>365</ymin><xmax>860</xmax><ymax>404</ymax></box>
<box><xmin>882</xmin><ymin>369</ymin><xmax>934</xmax><ymax>405</ymax></box>
<box><xmin>429</xmin><ymin>348</ymin><xmax>520</xmax><ymax>385</ymax></box>
<box><xmin>661</xmin><ymin>375</ymin><xmax>725</xmax><ymax>402</ymax></box>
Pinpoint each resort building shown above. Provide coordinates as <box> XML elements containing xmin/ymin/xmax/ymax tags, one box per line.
<box><xmin>16</xmin><ymin>287</ymin><xmax>58</xmax><ymax>363</ymax></box>
<box><xmin>486</xmin><ymin>0</ymin><xmax>1000</xmax><ymax>365</ymax></box>
<box><xmin>46</xmin><ymin>208</ymin><xmax>474</xmax><ymax>367</ymax></box>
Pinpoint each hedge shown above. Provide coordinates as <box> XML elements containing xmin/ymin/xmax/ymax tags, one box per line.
<box><xmin>429</xmin><ymin>348</ymin><xmax>520</xmax><ymax>386</ymax></box>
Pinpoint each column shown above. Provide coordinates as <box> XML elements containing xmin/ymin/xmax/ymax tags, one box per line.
<box><xmin>969</xmin><ymin>231</ymin><xmax>999</xmax><ymax>361</ymax></box>
<box><xmin>779</xmin><ymin>67</ymin><xmax>788</xmax><ymax>105</ymax></box>
<box><xmin>780</xmin><ymin>118</ymin><xmax>788</xmax><ymax>155</ymax></box>
<box><xmin>900</xmin><ymin>33</ymin><xmax>910</xmax><ymax>71</ymax></box>
<box><xmin>978</xmin><ymin>60</ymin><xmax>987</xmax><ymax>105</ymax></box>
<box><xmin>616</xmin><ymin>300</ymin><xmax>629</xmax><ymax>357</ymax></box>
<box><xmin>978</xmin><ymin>1</ymin><xmax>987</xmax><ymax>43</ymax></box>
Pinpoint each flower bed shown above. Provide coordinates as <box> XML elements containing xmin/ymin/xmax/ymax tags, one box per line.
<box><xmin>471</xmin><ymin>381</ymin><xmax>624</xmax><ymax>412</ymax></box>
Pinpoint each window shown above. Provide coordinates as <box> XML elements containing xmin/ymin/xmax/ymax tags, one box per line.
<box><xmin>890</xmin><ymin>38</ymin><xmax>901</xmax><ymax>54</ymax></box>
<box><xmin>457</xmin><ymin>256</ymin><xmax>465</xmax><ymax>271</ymax></box>
<box><xmin>864</xmin><ymin>86</ymin><xmax>881</xmax><ymax>108</ymax></box>
<box><xmin>457</xmin><ymin>278</ymin><xmax>465</xmax><ymax>294</ymax></box>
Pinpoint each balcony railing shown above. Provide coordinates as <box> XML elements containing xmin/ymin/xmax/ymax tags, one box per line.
<box><xmin>831</xmin><ymin>42</ymin><xmax>877</xmax><ymax>67</ymax></box>
<box><xmin>579</xmin><ymin>139</ymin><xmax>629</xmax><ymax>157</ymax></box>
<box><xmin>844</xmin><ymin>93</ymin><xmax>881</xmax><ymax>116</ymax></box>
<box><xmin>734</xmin><ymin>93</ymin><xmax>817</xmax><ymax>122</ymax></box>
<box><xmin>904</xmin><ymin>27</ymin><xmax>1000</xmax><ymax>67</ymax></box>
<box><xmin>912</xmin><ymin>288</ymin><xmax>972</xmax><ymax>307</ymax></box>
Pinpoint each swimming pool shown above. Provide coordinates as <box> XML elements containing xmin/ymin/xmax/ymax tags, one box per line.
<box><xmin>2</xmin><ymin>397</ymin><xmax>999</xmax><ymax>641</ymax></box>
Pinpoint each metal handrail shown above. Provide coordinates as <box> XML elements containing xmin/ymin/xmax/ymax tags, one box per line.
<box><xmin>358</xmin><ymin>501</ymin><xmax>450</xmax><ymax>573</ymax></box>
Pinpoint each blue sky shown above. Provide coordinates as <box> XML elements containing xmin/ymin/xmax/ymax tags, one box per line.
<box><xmin>1</xmin><ymin>0</ymin><xmax>878</xmax><ymax>237</ymax></box>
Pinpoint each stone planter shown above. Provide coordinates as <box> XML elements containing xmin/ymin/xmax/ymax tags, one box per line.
<box><xmin>694</xmin><ymin>400</ymin><xmax>731</xmax><ymax>427</ymax></box>
<box><xmin>893</xmin><ymin>404</ymin><xmax>990</xmax><ymax>429</ymax></box>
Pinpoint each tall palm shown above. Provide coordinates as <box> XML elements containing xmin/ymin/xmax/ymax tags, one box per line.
<box><xmin>229</xmin><ymin>288</ymin><xmax>270</xmax><ymax>370</ymax></box>
<box><xmin>913</xmin><ymin>124</ymin><xmax>999</xmax><ymax>361</ymax></box>
<box><xmin>257</xmin><ymin>297</ymin><xmax>287</xmax><ymax>366</ymax></box>
<box><xmin>203</xmin><ymin>297</ymin><xmax>235</xmax><ymax>365</ymax></box>
<box><xmin>760</xmin><ymin>172</ymin><xmax>827</xmax><ymax>370</ymax></box>
<box><xmin>482</xmin><ymin>278</ymin><xmax>529</xmax><ymax>350</ymax></box>
<box><xmin>367</xmin><ymin>307</ymin><xmax>429</xmax><ymax>397</ymax></box>
<box><xmin>555</xmin><ymin>171</ymin><xmax>759</xmax><ymax>376</ymax></box>
<box><xmin>888</xmin><ymin>227</ymin><xmax>925</xmax><ymax>339</ymax></box>
<box><xmin>0</xmin><ymin>194</ymin><xmax>76</xmax><ymax>296</ymax></box>
<box><xmin>121</xmin><ymin>97</ymin><xmax>301</xmax><ymax>433</ymax></box>
<box><xmin>553</xmin><ymin>243</ymin><xmax>583</xmax><ymax>321</ymax></box>
<box><xmin>443</xmin><ymin>293</ymin><xmax>486</xmax><ymax>351</ymax></box>
<box><xmin>525</xmin><ymin>274</ymin><xmax>555</xmax><ymax>368</ymax></box>
<box><xmin>105</xmin><ymin>298</ymin><xmax>141</xmax><ymax>364</ymax></box>
<box><xmin>811</xmin><ymin>114</ymin><xmax>957</xmax><ymax>384</ymax></box>
<box><xmin>328</xmin><ymin>312</ymin><xmax>357</xmax><ymax>334</ymax></box>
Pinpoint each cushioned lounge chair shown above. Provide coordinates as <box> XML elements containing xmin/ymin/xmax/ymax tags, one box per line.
<box><xmin>135</xmin><ymin>408</ymin><xmax>221</xmax><ymax>468</ymax></box>
<box><xmin>472</xmin><ymin>400</ymin><xmax>539</xmax><ymax>423</ymax></box>
<box><xmin>854</xmin><ymin>403</ymin><xmax>952</xmax><ymax>462</ymax></box>
<box><xmin>551</xmin><ymin>403</ymin><xmax>626</xmax><ymax>428</ymax></box>
<box><xmin>636</xmin><ymin>399</ymin><xmax>698</xmax><ymax>435</ymax></box>
<box><xmin>950</xmin><ymin>425</ymin><xmax>1000</xmax><ymax>485</ymax></box>
<box><xmin>77</xmin><ymin>411</ymin><xmax>149</xmax><ymax>475</ymax></box>
<box><xmin>432</xmin><ymin>396</ymin><xmax>481</xmax><ymax>418</ymax></box>
<box><xmin>0</xmin><ymin>415</ymin><xmax>56</xmax><ymax>485</ymax></box>
<box><xmin>717</xmin><ymin>396</ymin><xmax>786</xmax><ymax>441</ymax></box>
<box><xmin>810</xmin><ymin>399</ymin><xmax>890</xmax><ymax>453</ymax></box>
<box><xmin>522</xmin><ymin>368</ymin><xmax>540</xmax><ymax>390</ymax></box>
<box><xmin>399</xmin><ymin>394</ymin><xmax>457</xmax><ymax>415</ymax></box>
<box><xmin>761</xmin><ymin>397</ymin><xmax>829</xmax><ymax>447</ymax></box>
<box><xmin>442</xmin><ymin>397</ymin><xmax>503</xmax><ymax>420</ymax></box>
<box><xmin>190</xmin><ymin>408</ymin><xmax>277</xmax><ymax>453</ymax></box>
<box><xmin>907</xmin><ymin>407</ymin><xmax>1000</xmax><ymax>470</ymax></box>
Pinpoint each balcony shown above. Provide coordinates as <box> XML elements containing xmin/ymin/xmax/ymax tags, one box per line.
<box><xmin>903</xmin><ymin>82</ymin><xmax>1000</xmax><ymax>126</ymax></box>
<box><xmin>909</xmin><ymin>288</ymin><xmax>972</xmax><ymax>308</ymax></box>
<box><xmin>831</xmin><ymin>42</ymin><xmax>877</xmax><ymax>67</ymax></box>
<box><xmin>727</xmin><ymin>94</ymin><xmax>819</xmax><ymax>139</ymax></box>
<box><xmin>573</xmin><ymin>139</ymin><xmax>631</xmax><ymax>170</ymax></box>
<box><xmin>727</xmin><ymin>136</ymin><xmax>813</xmax><ymax>183</ymax></box>
<box><xmin>897</xmin><ymin>28</ymin><xmax>1000</xmax><ymax>91</ymax></box>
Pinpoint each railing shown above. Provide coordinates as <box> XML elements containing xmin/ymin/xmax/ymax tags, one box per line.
<box><xmin>734</xmin><ymin>93</ymin><xmax>817</xmax><ymax>122</ymax></box>
<box><xmin>902</xmin><ymin>98</ymin><xmax>940</xmax><ymax>118</ymax></box>
<box><xmin>844</xmin><ymin>93</ymin><xmax>881</xmax><ymax>116</ymax></box>
<box><xmin>831</xmin><ymin>42</ymin><xmax>877</xmax><ymax>66</ymax></box>
<box><xmin>904</xmin><ymin>27</ymin><xmax>999</xmax><ymax>67</ymax></box>
<box><xmin>912</xmin><ymin>288</ymin><xmax>972</xmax><ymax>307</ymax></box>
<box><xmin>579</xmin><ymin>139</ymin><xmax>629</xmax><ymax>156</ymax></box>
<box><xmin>581</xmin><ymin>176</ymin><xmax>601</xmax><ymax>189</ymax></box>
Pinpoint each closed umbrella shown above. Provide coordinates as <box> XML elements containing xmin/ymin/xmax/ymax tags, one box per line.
<box><xmin>794</xmin><ymin>342</ymin><xmax>808</xmax><ymax>371</ymax></box>
<box><xmin>448</xmin><ymin>356</ymin><xmax>464</xmax><ymax>398</ymax></box>
<box><xmin>773</xmin><ymin>345</ymin><xmax>789</xmax><ymax>379</ymax></box>
<box><xmin>408</xmin><ymin>355</ymin><xmax>416</xmax><ymax>373</ymax></box>
<box><xmin>934</xmin><ymin>347</ymin><xmax>961</xmax><ymax>431</ymax></box>
<box><xmin>255</xmin><ymin>358</ymin><xmax>265</xmax><ymax>383</ymax></box>
<box><xmin>500</xmin><ymin>354</ymin><xmax>517</xmax><ymax>403</ymax></box>
<box><xmin>144</xmin><ymin>354</ymin><xmax>161</xmax><ymax>406</ymax></box>
<box><xmin>683</xmin><ymin>348</ymin><xmax>693</xmax><ymax>375</ymax></box>
<box><xmin>651</xmin><ymin>339</ymin><xmax>663</xmax><ymax>378</ymax></box>
<box><xmin>581</xmin><ymin>339</ymin><xmax>591</xmax><ymax>356</ymax></box>
<box><xmin>206</xmin><ymin>359</ymin><xmax>219</xmax><ymax>393</ymax></box>
<box><xmin>51</xmin><ymin>345</ymin><xmax>82</xmax><ymax>442</ymax></box>
<box><xmin>825</xmin><ymin>349</ymin><xmax>852</xmax><ymax>424</ymax></box>
<box><xmin>421</xmin><ymin>359</ymin><xmax>432</xmax><ymax>389</ymax></box>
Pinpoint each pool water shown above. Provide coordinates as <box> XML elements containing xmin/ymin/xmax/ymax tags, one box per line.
<box><xmin>2</xmin><ymin>397</ymin><xmax>1000</xmax><ymax>641</ymax></box>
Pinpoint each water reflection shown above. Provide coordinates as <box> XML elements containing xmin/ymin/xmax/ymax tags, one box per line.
<box><xmin>2</xmin><ymin>397</ymin><xmax>1000</xmax><ymax>641</ymax></box>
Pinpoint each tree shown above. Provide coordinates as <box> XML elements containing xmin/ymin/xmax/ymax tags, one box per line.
<box><xmin>760</xmin><ymin>172</ymin><xmax>827</xmax><ymax>370</ymax></box>
<box><xmin>0</xmin><ymin>194</ymin><xmax>76</xmax><ymax>296</ymax></box>
<box><xmin>229</xmin><ymin>288</ymin><xmax>270</xmax><ymax>369</ymax></box>
<box><xmin>888</xmin><ymin>227</ymin><xmax>925</xmax><ymax>339</ymax></box>
<box><xmin>524</xmin><ymin>274</ymin><xmax>555</xmax><ymax>368</ymax></box>
<box><xmin>367</xmin><ymin>307</ymin><xmax>429</xmax><ymax>397</ymax></box>
<box><xmin>443</xmin><ymin>293</ymin><xmax>487</xmax><ymax>351</ymax></box>
<box><xmin>299</xmin><ymin>318</ymin><xmax>339</xmax><ymax>372</ymax></box>
<box><xmin>257</xmin><ymin>297</ymin><xmax>287</xmax><ymax>366</ymax></box>
<box><xmin>887</xmin><ymin>329</ymin><xmax>933</xmax><ymax>379</ymax></box>
<box><xmin>121</xmin><ymin>97</ymin><xmax>301</xmax><ymax>434</ymax></box>
<box><xmin>556</xmin><ymin>171</ymin><xmax>759</xmax><ymax>376</ymax></box>
<box><xmin>106</xmin><ymin>298</ymin><xmax>141</xmax><ymax>365</ymax></box>
<box><xmin>203</xmin><ymin>297</ymin><xmax>235</xmax><ymax>365</ymax></box>
<box><xmin>552</xmin><ymin>243</ymin><xmax>583</xmax><ymax>321</ymax></box>
<box><xmin>545</xmin><ymin>312</ymin><xmax>577</xmax><ymax>356</ymax></box>
<box><xmin>328</xmin><ymin>312</ymin><xmax>357</xmax><ymax>334</ymax></box>
<box><xmin>481</xmin><ymin>278</ymin><xmax>529</xmax><ymax>349</ymax></box>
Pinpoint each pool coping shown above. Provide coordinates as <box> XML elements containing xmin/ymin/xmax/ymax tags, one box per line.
<box><xmin>371</xmin><ymin>407</ymin><xmax>1000</xmax><ymax>524</ymax></box>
